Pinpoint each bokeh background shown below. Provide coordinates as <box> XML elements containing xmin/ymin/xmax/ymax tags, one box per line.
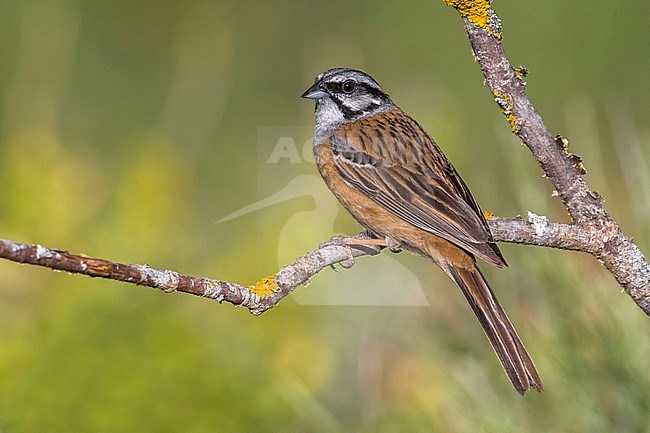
<box><xmin>1</xmin><ymin>1</ymin><xmax>649</xmax><ymax>431</ymax></box>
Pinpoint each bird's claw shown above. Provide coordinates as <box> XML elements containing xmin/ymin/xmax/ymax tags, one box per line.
<box><xmin>339</xmin><ymin>248</ymin><xmax>356</xmax><ymax>269</ymax></box>
<box><xmin>386</xmin><ymin>237</ymin><xmax>403</xmax><ymax>253</ymax></box>
<box><xmin>320</xmin><ymin>235</ymin><xmax>356</xmax><ymax>269</ymax></box>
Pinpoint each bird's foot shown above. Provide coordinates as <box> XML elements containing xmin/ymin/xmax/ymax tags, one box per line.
<box><xmin>319</xmin><ymin>233</ymin><xmax>402</xmax><ymax>270</ymax></box>
<box><xmin>320</xmin><ymin>235</ymin><xmax>357</xmax><ymax>269</ymax></box>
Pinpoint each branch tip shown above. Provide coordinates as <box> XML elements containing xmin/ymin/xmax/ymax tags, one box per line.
<box><xmin>443</xmin><ymin>0</ymin><xmax>502</xmax><ymax>39</ymax></box>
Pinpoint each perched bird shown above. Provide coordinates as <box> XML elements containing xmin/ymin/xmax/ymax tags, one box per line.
<box><xmin>301</xmin><ymin>67</ymin><xmax>543</xmax><ymax>395</ymax></box>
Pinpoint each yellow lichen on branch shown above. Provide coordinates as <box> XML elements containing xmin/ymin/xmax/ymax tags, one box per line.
<box><xmin>442</xmin><ymin>0</ymin><xmax>489</xmax><ymax>27</ymax></box>
<box><xmin>249</xmin><ymin>275</ymin><xmax>278</xmax><ymax>298</ymax></box>
<box><xmin>492</xmin><ymin>90</ymin><xmax>519</xmax><ymax>132</ymax></box>
<box><xmin>442</xmin><ymin>0</ymin><xmax>502</xmax><ymax>39</ymax></box>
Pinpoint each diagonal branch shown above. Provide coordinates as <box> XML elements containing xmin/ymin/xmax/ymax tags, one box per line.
<box><xmin>442</xmin><ymin>0</ymin><xmax>649</xmax><ymax>314</ymax></box>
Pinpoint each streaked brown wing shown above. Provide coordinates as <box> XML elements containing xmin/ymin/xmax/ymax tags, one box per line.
<box><xmin>333</xmin><ymin>108</ymin><xmax>505</xmax><ymax>266</ymax></box>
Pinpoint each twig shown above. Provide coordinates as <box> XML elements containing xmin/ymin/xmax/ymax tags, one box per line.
<box><xmin>0</xmin><ymin>238</ymin><xmax>381</xmax><ymax>315</ymax></box>
<box><xmin>489</xmin><ymin>214</ymin><xmax>594</xmax><ymax>252</ymax></box>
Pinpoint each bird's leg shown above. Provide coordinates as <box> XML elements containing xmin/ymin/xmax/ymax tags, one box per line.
<box><xmin>352</xmin><ymin>231</ymin><xmax>403</xmax><ymax>253</ymax></box>
<box><xmin>384</xmin><ymin>236</ymin><xmax>403</xmax><ymax>253</ymax></box>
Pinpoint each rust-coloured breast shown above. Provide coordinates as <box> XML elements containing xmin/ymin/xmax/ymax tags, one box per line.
<box><xmin>314</xmin><ymin>137</ymin><xmax>431</xmax><ymax>255</ymax></box>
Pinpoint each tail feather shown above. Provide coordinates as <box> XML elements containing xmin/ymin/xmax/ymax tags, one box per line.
<box><xmin>443</xmin><ymin>262</ymin><xmax>543</xmax><ymax>395</ymax></box>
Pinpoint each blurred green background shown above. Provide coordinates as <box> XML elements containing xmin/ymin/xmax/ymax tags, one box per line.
<box><xmin>1</xmin><ymin>1</ymin><xmax>649</xmax><ymax>431</ymax></box>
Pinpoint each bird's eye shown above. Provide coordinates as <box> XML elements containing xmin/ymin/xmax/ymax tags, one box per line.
<box><xmin>342</xmin><ymin>80</ymin><xmax>356</xmax><ymax>94</ymax></box>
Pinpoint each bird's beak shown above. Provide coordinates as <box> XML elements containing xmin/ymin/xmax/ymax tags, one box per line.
<box><xmin>301</xmin><ymin>83</ymin><xmax>327</xmax><ymax>99</ymax></box>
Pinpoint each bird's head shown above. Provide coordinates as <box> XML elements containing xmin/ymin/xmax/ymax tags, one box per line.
<box><xmin>302</xmin><ymin>68</ymin><xmax>393</xmax><ymax>130</ymax></box>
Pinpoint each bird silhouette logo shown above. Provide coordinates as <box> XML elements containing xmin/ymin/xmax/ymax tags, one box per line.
<box><xmin>216</xmin><ymin>129</ymin><xmax>430</xmax><ymax>306</ymax></box>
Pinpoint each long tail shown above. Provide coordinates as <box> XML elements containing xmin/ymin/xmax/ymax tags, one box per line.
<box><xmin>441</xmin><ymin>260</ymin><xmax>543</xmax><ymax>395</ymax></box>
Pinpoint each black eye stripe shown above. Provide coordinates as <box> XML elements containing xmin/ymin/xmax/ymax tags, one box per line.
<box><xmin>322</xmin><ymin>76</ymin><xmax>392</xmax><ymax>120</ymax></box>
<box><xmin>326</xmin><ymin>81</ymin><xmax>384</xmax><ymax>98</ymax></box>
<box><xmin>326</xmin><ymin>82</ymin><xmax>343</xmax><ymax>94</ymax></box>
<box><xmin>358</xmin><ymin>82</ymin><xmax>386</xmax><ymax>99</ymax></box>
